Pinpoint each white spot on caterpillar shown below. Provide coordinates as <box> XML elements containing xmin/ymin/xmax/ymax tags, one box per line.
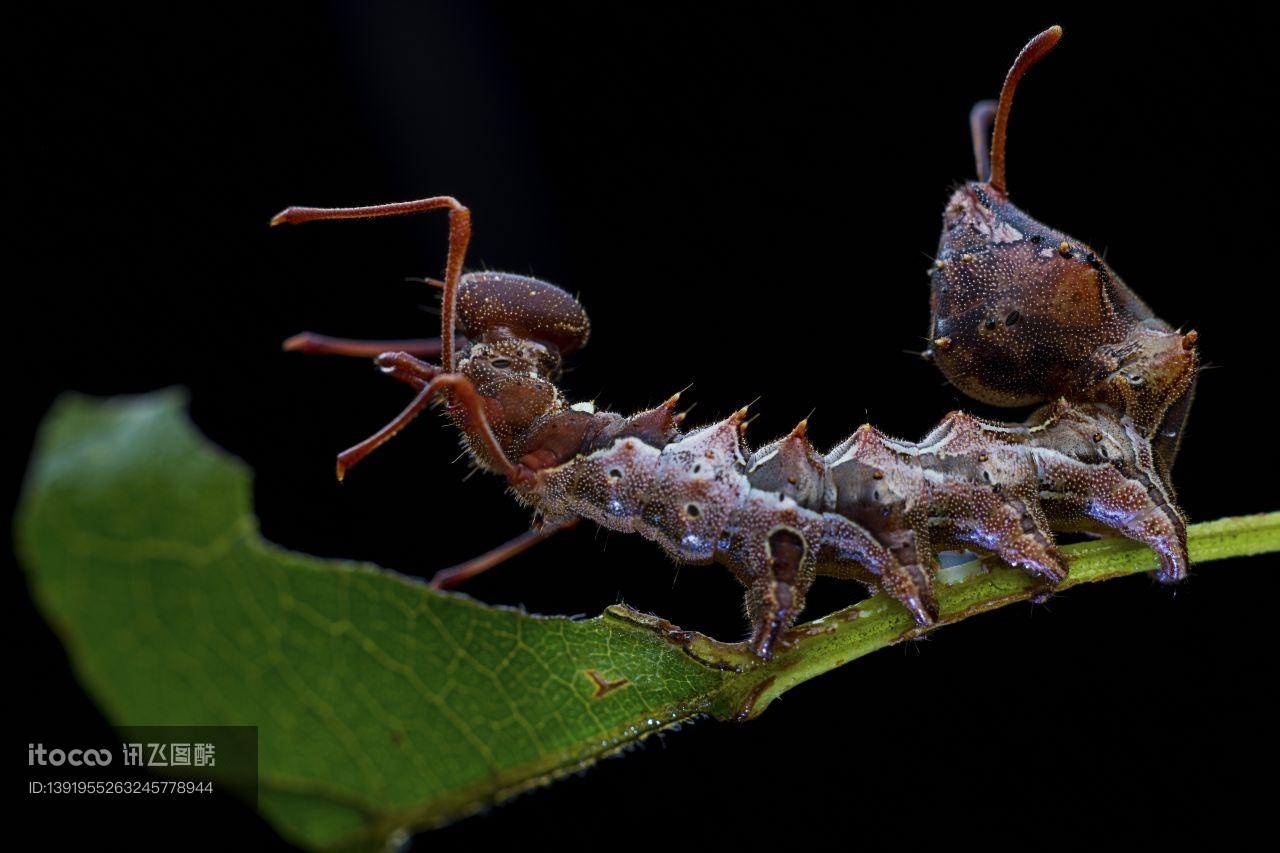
<box><xmin>992</xmin><ymin>221</ymin><xmax>1023</xmax><ymax>243</ymax></box>
<box><xmin>748</xmin><ymin>447</ymin><xmax>779</xmax><ymax>472</ymax></box>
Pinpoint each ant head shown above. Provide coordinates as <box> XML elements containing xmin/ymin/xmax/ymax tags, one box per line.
<box><xmin>928</xmin><ymin>27</ymin><xmax>1160</xmax><ymax>408</ymax></box>
<box><xmin>458</xmin><ymin>335</ymin><xmax>565</xmax><ymax>446</ymax></box>
<box><xmin>448</xmin><ymin>272</ymin><xmax>590</xmax><ymax>450</ymax></box>
<box><xmin>456</xmin><ymin>272</ymin><xmax>590</xmax><ymax>356</ymax></box>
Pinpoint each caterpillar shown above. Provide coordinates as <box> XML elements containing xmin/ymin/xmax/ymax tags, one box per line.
<box><xmin>274</xmin><ymin>26</ymin><xmax>1198</xmax><ymax>660</ymax></box>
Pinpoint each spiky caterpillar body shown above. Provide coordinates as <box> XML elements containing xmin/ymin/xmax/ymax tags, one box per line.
<box><xmin>494</xmin><ymin>378</ymin><xmax>1188</xmax><ymax>657</ymax></box>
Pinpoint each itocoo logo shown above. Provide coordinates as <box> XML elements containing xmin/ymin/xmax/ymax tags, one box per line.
<box><xmin>28</xmin><ymin>744</ymin><xmax>113</xmax><ymax>766</ymax></box>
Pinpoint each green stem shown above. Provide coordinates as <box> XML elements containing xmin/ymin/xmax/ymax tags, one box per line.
<box><xmin>614</xmin><ymin>513</ymin><xmax>1280</xmax><ymax>721</ymax></box>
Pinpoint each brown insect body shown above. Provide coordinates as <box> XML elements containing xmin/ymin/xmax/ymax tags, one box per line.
<box><xmin>931</xmin><ymin>182</ymin><xmax>1158</xmax><ymax>407</ymax></box>
<box><xmin>276</xmin><ymin>26</ymin><xmax>1198</xmax><ymax>660</ymax></box>
<box><xmin>928</xmin><ymin>26</ymin><xmax>1198</xmax><ymax>468</ymax></box>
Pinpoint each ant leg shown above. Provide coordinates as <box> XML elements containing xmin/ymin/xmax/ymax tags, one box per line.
<box><xmin>284</xmin><ymin>333</ymin><xmax>465</xmax><ymax>360</ymax></box>
<box><xmin>338</xmin><ymin>362</ymin><xmax>521</xmax><ymax>483</ymax></box>
<box><xmin>370</xmin><ymin>351</ymin><xmax>444</xmax><ymax>389</ymax></box>
<box><xmin>335</xmin><ymin>380</ymin><xmax>435</xmax><ymax>482</ymax></box>
<box><xmin>271</xmin><ymin>196</ymin><xmax>471</xmax><ymax>371</ymax></box>
<box><xmin>431</xmin><ymin>518</ymin><xmax>582</xmax><ymax>589</ymax></box>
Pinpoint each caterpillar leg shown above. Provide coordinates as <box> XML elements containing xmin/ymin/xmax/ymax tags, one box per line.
<box><xmin>819</xmin><ymin>513</ymin><xmax>938</xmax><ymax>625</ymax></box>
<box><xmin>874</xmin><ymin>527</ymin><xmax>940</xmax><ymax>624</ymax></box>
<box><xmin>918</xmin><ymin>412</ymin><xmax>1065</xmax><ymax>583</ymax></box>
<box><xmin>745</xmin><ymin>529</ymin><xmax>813</xmax><ymax>660</ymax></box>
<box><xmin>934</xmin><ymin>479</ymin><xmax>1066</xmax><ymax>585</ymax></box>
<box><xmin>1036</xmin><ymin>454</ymin><xmax>1189</xmax><ymax>583</ymax></box>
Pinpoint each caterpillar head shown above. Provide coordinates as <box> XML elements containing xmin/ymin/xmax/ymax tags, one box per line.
<box><xmin>928</xmin><ymin>26</ymin><xmax>1158</xmax><ymax>408</ymax></box>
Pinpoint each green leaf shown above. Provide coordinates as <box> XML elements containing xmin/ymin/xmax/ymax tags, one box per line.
<box><xmin>17</xmin><ymin>391</ymin><xmax>1280</xmax><ymax>850</ymax></box>
<box><xmin>18</xmin><ymin>391</ymin><xmax>731</xmax><ymax>849</ymax></box>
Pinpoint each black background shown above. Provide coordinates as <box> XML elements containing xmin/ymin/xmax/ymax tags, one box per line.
<box><xmin>12</xmin><ymin>4</ymin><xmax>1278</xmax><ymax>848</ymax></box>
